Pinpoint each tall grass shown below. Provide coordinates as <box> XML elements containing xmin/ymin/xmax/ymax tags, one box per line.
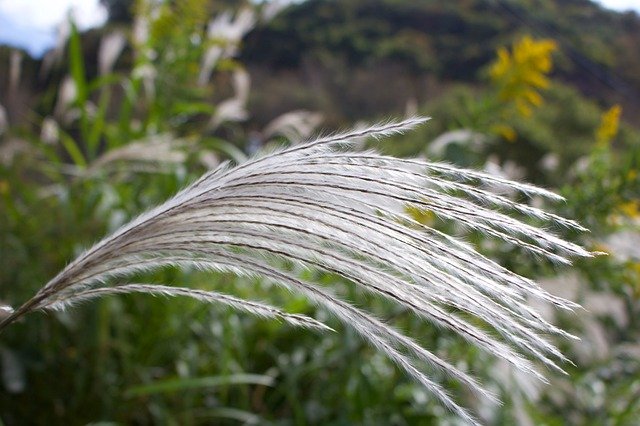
<box><xmin>0</xmin><ymin>117</ymin><xmax>592</xmax><ymax>424</ymax></box>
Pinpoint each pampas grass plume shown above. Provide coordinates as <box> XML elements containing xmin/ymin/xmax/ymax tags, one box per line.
<box><xmin>0</xmin><ymin>117</ymin><xmax>593</xmax><ymax>425</ymax></box>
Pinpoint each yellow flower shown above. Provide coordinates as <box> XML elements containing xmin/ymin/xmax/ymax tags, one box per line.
<box><xmin>491</xmin><ymin>124</ymin><xmax>517</xmax><ymax>142</ymax></box>
<box><xmin>596</xmin><ymin>104</ymin><xmax>622</xmax><ymax>146</ymax></box>
<box><xmin>617</xmin><ymin>200</ymin><xmax>640</xmax><ymax>219</ymax></box>
<box><xmin>489</xmin><ymin>35</ymin><xmax>557</xmax><ymax>117</ymax></box>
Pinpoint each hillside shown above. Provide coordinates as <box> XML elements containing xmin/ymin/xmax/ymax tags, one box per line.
<box><xmin>241</xmin><ymin>0</ymin><xmax>640</xmax><ymax>125</ymax></box>
<box><xmin>2</xmin><ymin>0</ymin><xmax>639</xmax><ymax>128</ymax></box>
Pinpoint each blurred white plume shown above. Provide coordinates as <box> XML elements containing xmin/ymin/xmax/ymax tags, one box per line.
<box><xmin>0</xmin><ymin>104</ymin><xmax>7</xmax><ymax>136</ymax></box>
<box><xmin>209</xmin><ymin>69</ymin><xmax>251</xmax><ymax>130</ymax></box>
<box><xmin>199</xmin><ymin>8</ymin><xmax>257</xmax><ymax>86</ymax></box>
<box><xmin>262</xmin><ymin>110</ymin><xmax>324</xmax><ymax>142</ymax></box>
<box><xmin>98</xmin><ymin>30</ymin><xmax>127</xmax><ymax>76</ymax></box>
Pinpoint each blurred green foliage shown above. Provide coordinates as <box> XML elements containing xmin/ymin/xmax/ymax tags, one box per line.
<box><xmin>0</xmin><ymin>0</ymin><xmax>639</xmax><ymax>425</ymax></box>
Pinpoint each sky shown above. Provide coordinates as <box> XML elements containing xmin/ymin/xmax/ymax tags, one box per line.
<box><xmin>0</xmin><ymin>0</ymin><xmax>639</xmax><ymax>57</ymax></box>
<box><xmin>0</xmin><ymin>0</ymin><xmax>107</xmax><ymax>57</ymax></box>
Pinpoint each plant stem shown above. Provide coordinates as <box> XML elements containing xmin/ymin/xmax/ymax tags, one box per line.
<box><xmin>0</xmin><ymin>295</ymin><xmax>46</xmax><ymax>334</ymax></box>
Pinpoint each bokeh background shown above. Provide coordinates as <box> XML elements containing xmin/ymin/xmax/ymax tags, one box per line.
<box><xmin>0</xmin><ymin>0</ymin><xmax>639</xmax><ymax>424</ymax></box>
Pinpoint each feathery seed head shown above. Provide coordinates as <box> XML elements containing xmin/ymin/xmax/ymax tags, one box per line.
<box><xmin>0</xmin><ymin>117</ymin><xmax>593</xmax><ymax>425</ymax></box>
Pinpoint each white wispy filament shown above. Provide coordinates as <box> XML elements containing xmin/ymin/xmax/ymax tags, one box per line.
<box><xmin>0</xmin><ymin>117</ymin><xmax>592</xmax><ymax>425</ymax></box>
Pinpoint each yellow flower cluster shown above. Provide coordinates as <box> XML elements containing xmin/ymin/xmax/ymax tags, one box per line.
<box><xmin>489</xmin><ymin>35</ymin><xmax>557</xmax><ymax>117</ymax></box>
<box><xmin>617</xmin><ymin>201</ymin><xmax>640</xmax><ymax>218</ymax></box>
<box><xmin>596</xmin><ymin>104</ymin><xmax>622</xmax><ymax>146</ymax></box>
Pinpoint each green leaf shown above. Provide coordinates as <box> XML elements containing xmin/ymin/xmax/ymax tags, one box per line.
<box><xmin>171</xmin><ymin>102</ymin><xmax>217</xmax><ymax>116</ymax></box>
<box><xmin>87</xmin><ymin>90</ymin><xmax>111</xmax><ymax>158</ymax></box>
<box><xmin>68</xmin><ymin>21</ymin><xmax>88</xmax><ymax>105</ymax></box>
<box><xmin>59</xmin><ymin>132</ymin><xmax>87</xmax><ymax>168</ymax></box>
<box><xmin>125</xmin><ymin>373</ymin><xmax>275</xmax><ymax>398</ymax></box>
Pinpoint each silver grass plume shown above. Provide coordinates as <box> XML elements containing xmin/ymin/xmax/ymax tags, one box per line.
<box><xmin>0</xmin><ymin>117</ymin><xmax>593</xmax><ymax>424</ymax></box>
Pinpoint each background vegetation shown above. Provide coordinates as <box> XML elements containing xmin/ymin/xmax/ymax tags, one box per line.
<box><xmin>0</xmin><ymin>0</ymin><xmax>639</xmax><ymax>424</ymax></box>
